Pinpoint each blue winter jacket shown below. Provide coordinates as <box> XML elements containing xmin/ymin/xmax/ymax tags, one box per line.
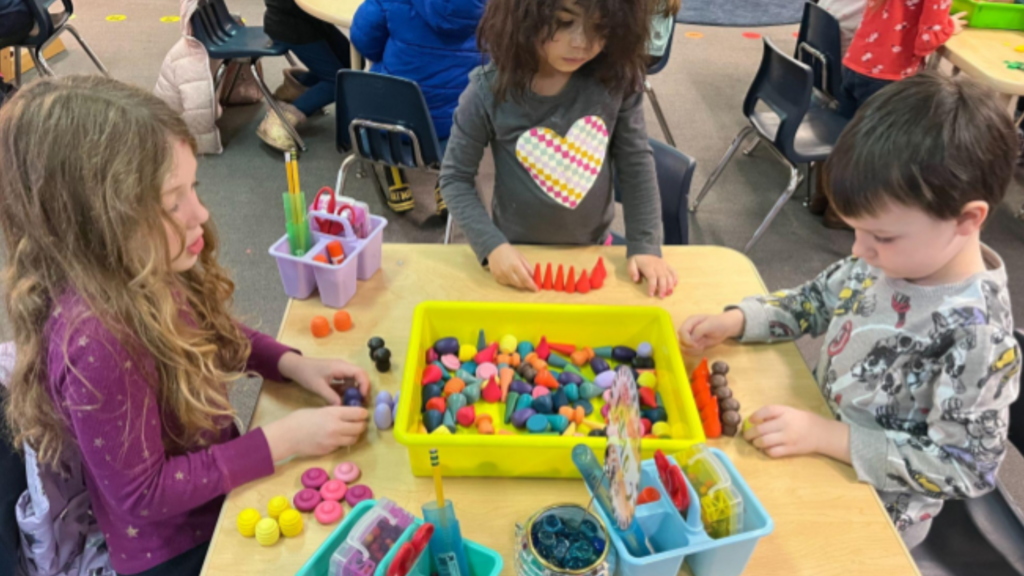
<box><xmin>350</xmin><ymin>0</ymin><xmax>486</xmax><ymax>140</ymax></box>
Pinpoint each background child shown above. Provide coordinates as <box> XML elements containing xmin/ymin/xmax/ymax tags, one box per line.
<box><xmin>440</xmin><ymin>0</ymin><xmax>677</xmax><ymax>298</ymax></box>
<box><xmin>647</xmin><ymin>0</ymin><xmax>681</xmax><ymax>64</ymax></box>
<box><xmin>259</xmin><ymin>0</ymin><xmax>352</xmax><ymax>150</ymax></box>
<box><xmin>817</xmin><ymin>0</ymin><xmax>868</xmax><ymax>56</ymax></box>
<box><xmin>839</xmin><ymin>0</ymin><xmax>967</xmax><ymax>117</ymax></box>
<box><xmin>0</xmin><ymin>0</ymin><xmax>33</xmax><ymax>42</ymax></box>
<box><xmin>0</xmin><ymin>76</ymin><xmax>369</xmax><ymax>576</ymax></box>
<box><xmin>350</xmin><ymin>0</ymin><xmax>486</xmax><ymax>216</ymax></box>
<box><xmin>678</xmin><ymin>72</ymin><xmax>1019</xmax><ymax>548</ymax></box>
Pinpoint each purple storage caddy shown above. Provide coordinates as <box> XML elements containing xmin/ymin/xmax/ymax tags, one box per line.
<box><xmin>308</xmin><ymin>210</ymin><xmax>387</xmax><ymax>281</ymax></box>
<box><xmin>307</xmin><ymin>240</ymin><xmax>360</xmax><ymax>309</ymax></box>
<box><xmin>269</xmin><ymin>235</ymin><xmax>322</xmax><ymax>300</ymax></box>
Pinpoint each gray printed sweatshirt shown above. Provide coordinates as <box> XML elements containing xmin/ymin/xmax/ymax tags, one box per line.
<box><xmin>439</xmin><ymin>64</ymin><xmax>663</xmax><ymax>263</ymax></box>
<box><xmin>733</xmin><ymin>247</ymin><xmax>1020</xmax><ymax>545</ymax></box>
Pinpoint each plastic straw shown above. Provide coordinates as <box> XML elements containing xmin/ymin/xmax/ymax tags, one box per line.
<box><xmin>430</xmin><ymin>449</ymin><xmax>444</xmax><ymax>509</ymax></box>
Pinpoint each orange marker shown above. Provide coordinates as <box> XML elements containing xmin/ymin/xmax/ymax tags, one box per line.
<box><xmin>313</xmin><ymin>254</ymin><xmax>329</xmax><ymax>264</ymax></box>
<box><xmin>333</xmin><ymin>310</ymin><xmax>353</xmax><ymax>332</ymax></box>
<box><xmin>310</xmin><ymin>316</ymin><xmax>331</xmax><ymax>338</ymax></box>
<box><xmin>327</xmin><ymin>241</ymin><xmax>345</xmax><ymax>265</ymax></box>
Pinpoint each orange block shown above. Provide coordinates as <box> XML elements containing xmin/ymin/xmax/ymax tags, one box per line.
<box><xmin>310</xmin><ymin>316</ymin><xmax>331</xmax><ymax>338</ymax></box>
<box><xmin>333</xmin><ymin>310</ymin><xmax>353</xmax><ymax>332</ymax></box>
<box><xmin>499</xmin><ymin>367</ymin><xmax>515</xmax><ymax>401</ymax></box>
<box><xmin>542</xmin><ymin>263</ymin><xmax>553</xmax><ymax>290</ymax></box>
<box><xmin>576</xmin><ymin>270</ymin><xmax>591</xmax><ymax>294</ymax></box>
<box><xmin>565</xmin><ymin>266</ymin><xmax>576</xmax><ymax>294</ymax></box>
<box><xmin>549</xmin><ymin>343</ymin><xmax>576</xmax><ymax>356</ymax></box>
<box><xmin>534</xmin><ymin>263</ymin><xmax>542</xmax><ymax>288</ymax></box>
<box><xmin>570</xmin><ymin>347</ymin><xmax>594</xmax><ymax>367</ymax></box>
<box><xmin>443</xmin><ymin>378</ymin><xmax>466</xmax><ymax>396</ymax></box>
<box><xmin>554</xmin><ymin>265</ymin><xmax>565</xmax><ymax>291</ymax></box>
<box><xmin>534</xmin><ymin>370</ymin><xmax>559</xmax><ymax>390</ymax></box>
<box><xmin>525</xmin><ymin>352</ymin><xmax>548</xmax><ymax>371</ymax></box>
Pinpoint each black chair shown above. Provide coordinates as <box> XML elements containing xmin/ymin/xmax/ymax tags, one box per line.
<box><xmin>612</xmin><ymin>139</ymin><xmax>695</xmax><ymax>245</ymax></box>
<box><xmin>0</xmin><ymin>0</ymin><xmax>108</xmax><ymax>87</ymax></box>
<box><xmin>1011</xmin><ymin>330</ymin><xmax>1024</xmax><ymax>451</ymax></box>
<box><xmin>689</xmin><ymin>37</ymin><xmax>848</xmax><ymax>253</ymax></box>
<box><xmin>332</xmin><ymin>70</ymin><xmax>448</xmax><ymax>236</ymax></box>
<box><xmin>796</xmin><ymin>1</ymin><xmax>843</xmax><ymax>105</ymax></box>
<box><xmin>645</xmin><ymin>23</ymin><xmax>677</xmax><ymax>147</ymax></box>
<box><xmin>190</xmin><ymin>0</ymin><xmax>307</xmax><ymax>150</ymax></box>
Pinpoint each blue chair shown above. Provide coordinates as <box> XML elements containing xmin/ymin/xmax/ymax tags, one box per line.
<box><xmin>0</xmin><ymin>0</ymin><xmax>108</xmax><ymax>87</ymax></box>
<box><xmin>612</xmin><ymin>139</ymin><xmax>695</xmax><ymax>245</ymax></box>
<box><xmin>690</xmin><ymin>37</ymin><xmax>848</xmax><ymax>253</ymax></box>
<box><xmin>190</xmin><ymin>0</ymin><xmax>307</xmax><ymax>150</ymax></box>
<box><xmin>796</xmin><ymin>1</ymin><xmax>843</xmax><ymax>105</ymax></box>
<box><xmin>646</xmin><ymin>23</ymin><xmax>677</xmax><ymax>147</ymax></box>
<box><xmin>332</xmin><ymin>70</ymin><xmax>449</xmax><ymax>236</ymax></box>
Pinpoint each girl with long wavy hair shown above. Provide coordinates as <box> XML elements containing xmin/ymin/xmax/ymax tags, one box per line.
<box><xmin>0</xmin><ymin>76</ymin><xmax>370</xmax><ymax>576</ymax></box>
<box><xmin>439</xmin><ymin>0</ymin><xmax>678</xmax><ymax>298</ymax></box>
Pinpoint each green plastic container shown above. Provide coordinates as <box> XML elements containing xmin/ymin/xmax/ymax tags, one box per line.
<box><xmin>952</xmin><ymin>0</ymin><xmax>1024</xmax><ymax>31</ymax></box>
<box><xmin>294</xmin><ymin>500</ymin><xmax>503</xmax><ymax>576</ymax></box>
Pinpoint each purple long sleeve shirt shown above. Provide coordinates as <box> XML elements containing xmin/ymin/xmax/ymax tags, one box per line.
<box><xmin>44</xmin><ymin>294</ymin><xmax>292</xmax><ymax>574</ymax></box>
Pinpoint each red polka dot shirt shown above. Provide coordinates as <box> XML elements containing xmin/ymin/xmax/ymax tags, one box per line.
<box><xmin>843</xmin><ymin>0</ymin><xmax>957</xmax><ymax>81</ymax></box>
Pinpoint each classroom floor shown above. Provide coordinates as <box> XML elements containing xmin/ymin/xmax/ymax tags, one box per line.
<box><xmin>4</xmin><ymin>1</ymin><xmax>1024</xmax><ymax>574</ymax></box>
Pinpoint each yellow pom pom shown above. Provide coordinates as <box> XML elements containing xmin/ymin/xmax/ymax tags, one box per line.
<box><xmin>278</xmin><ymin>509</ymin><xmax>304</xmax><ymax>538</ymax></box>
<box><xmin>267</xmin><ymin>495</ymin><xmax>290</xmax><ymax>520</ymax></box>
<box><xmin>255</xmin><ymin>517</ymin><xmax>280</xmax><ymax>546</ymax></box>
<box><xmin>236</xmin><ymin>508</ymin><xmax>261</xmax><ymax>538</ymax></box>
<box><xmin>499</xmin><ymin>334</ymin><xmax>518</xmax><ymax>355</ymax></box>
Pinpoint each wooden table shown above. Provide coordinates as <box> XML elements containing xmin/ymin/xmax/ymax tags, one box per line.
<box><xmin>295</xmin><ymin>0</ymin><xmax>366</xmax><ymax>70</ymax></box>
<box><xmin>937</xmin><ymin>28</ymin><xmax>1024</xmax><ymax>103</ymax></box>
<box><xmin>201</xmin><ymin>244</ymin><xmax>919</xmax><ymax>576</ymax></box>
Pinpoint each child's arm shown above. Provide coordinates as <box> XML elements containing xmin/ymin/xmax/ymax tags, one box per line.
<box><xmin>612</xmin><ymin>90</ymin><xmax>677</xmax><ymax>297</ymax></box>
<box><xmin>848</xmin><ymin>325</ymin><xmax>1019</xmax><ymax>499</ymax></box>
<box><xmin>915</xmin><ymin>1</ymin><xmax>967</xmax><ymax>57</ymax></box>
<box><xmin>350</xmin><ymin>0</ymin><xmax>389</xmax><ymax>63</ymax></box>
<box><xmin>439</xmin><ymin>78</ymin><xmax>538</xmax><ymax>291</ymax></box>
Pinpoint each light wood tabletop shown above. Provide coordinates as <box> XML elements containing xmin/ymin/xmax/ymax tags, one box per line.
<box><xmin>295</xmin><ymin>0</ymin><xmax>363</xmax><ymax>26</ymax></box>
<box><xmin>939</xmin><ymin>28</ymin><xmax>1024</xmax><ymax>97</ymax></box>
<box><xmin>200</xmin><ymin>244</ymin><xmax>919</xmax><ymax>576</ymax></box>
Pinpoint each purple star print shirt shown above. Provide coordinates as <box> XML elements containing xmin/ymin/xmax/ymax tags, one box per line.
<box><xmin>44</xmin><ymin>293</ymin><xmax>291</xmax><ymax>574</ymax></box>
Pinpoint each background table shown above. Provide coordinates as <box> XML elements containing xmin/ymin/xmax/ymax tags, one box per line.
<box><xmin>201</xmin><ymin>244</ymin><xmax>920</xmax><ymax>576</ymax></box>
<box><xmin>938</xmin><ymin>28</ymin><xmax>1024</xmax><ymax>103</ymax></box>
<box><xmin>295</xmin><ymin>0</ymin><xmax>365</xmax><ymax>70</ymax></box>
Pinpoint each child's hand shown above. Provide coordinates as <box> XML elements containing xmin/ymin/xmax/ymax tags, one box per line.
<box><xmin>487</xmin><ymin>243</ymin><xmax>539</xmax><ymax>292</ymax></box>
<box><xmin>628</xmin><ymin>255</ymin><xmax>678</xmax><ymax>298</ymax></box>
<box><xmin>744</xmin><ymin>405</ymin><xmax>849</xmax><ymax>462</ymax></box>
<box><xmin>678</xmin><ymin>310</ymin><xmax>745</xmax><ymax>354</ymax></box>
<box><xmin>952</xmin><ymin>11</ymin><xmax>968</xmax><ymax>34</ymax></box>
<box><xmin>263</xmin><ymin>406</ymin><xmax>369</xmax><ymax>460</ymax></box>
<box><xmin>279</xmin><ymin>353</ymin><xmax>371</xmax><ymax>406</ymax></box>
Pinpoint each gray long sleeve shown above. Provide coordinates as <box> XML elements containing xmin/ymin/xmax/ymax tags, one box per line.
<box><xmin>440</xmin><ymin>64</ymin><xmax>663</xmax><ymax>263</ymax></box>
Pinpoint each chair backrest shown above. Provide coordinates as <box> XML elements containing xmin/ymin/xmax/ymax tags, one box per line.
<box><xmin>647</xmin><ymin>23</ymin><xmax>676</xmax><ymax>75</ymax></box>
<box><xmin>190</xmin><ymin>0</ymin><xmax>238</xmax><ymax>47</ymax></box>
<box><xmin>614</xmin><ymin>139</ymin><xmax>695</xmax><ymax>245</ymax></box>
<box><xmin>795</xmin><ymin>1</ymin><xmax>843</xmax><ymax>100</ymax></box>
<box><xmin>743</xmin><ymin>38</ymin><xmax>813</xmax><ymax>160</ymax></box>
<box><xmin>1010</xmin><ymin>331</ymin><xmax>1024</xmax><ymax>452</ymax></box>
<box><xmin>335</xmin><ymin>70</ymin><xmax>443</xmax><ymax>170</ymax></box>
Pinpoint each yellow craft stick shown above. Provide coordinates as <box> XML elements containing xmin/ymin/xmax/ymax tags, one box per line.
<box><xmin>284</xmin><ymin>151</ymin><xmax>294</xmax><ymax>196</ymax></box>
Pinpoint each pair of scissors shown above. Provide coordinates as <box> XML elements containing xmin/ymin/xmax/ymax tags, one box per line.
<box><xmin>386</xmin><ymin>523</ymin><xmax>435</xmax><ymax>576</ymax></box>
<box><xmin>654</xmin><ymin>450</ymin><xmax>690</xmax><ymax>516</ymax></box>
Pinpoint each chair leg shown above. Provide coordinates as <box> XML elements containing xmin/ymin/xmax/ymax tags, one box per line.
<box><xmin>644</xmin><ymin>80</ymin><xmax>676</xmax><ymax>148</ymax></box>
<box><xmin>29</xmin><ymin>49</ymin><xmax>56</xmax><ymax>77</ymax></box>
<box><xmin>742</xmin><ymin>139</ymin><xmax>761</xmax><ymax>156</ymax></box>
<box><xmin>285</xmin><ymin>52</ymin><xmax>299</xmax><ymax>68</ymax></box>
<box><xmin>222</xmin><ymin>60</ymin><xmax>244</xmax><ymax>100</ymax></box>
<box><xmin>13</xmin><ymin>47</ymin><xmax>22</xmax><ymax>87</ymax></box>
<box><xmin>213</xmin><ymin>61</ymin><xmax>229</xmax><ymax>92</ymax></box>
<box><xmin>334</xmin><ymin>154</ymin><xmax>358</xmax><ymax>198</ymax></box>
<box><xmin>444</xmin><ymin>213</ymin><xmax>455</xmax><ymax>245</ymax></box>
<box><xmin>251</xmin><ymin>61</ymin><xmax>307</xmax><ymax>151</ymax></box>
<box><xmin>743</xmin><ymin>163</ymin><xmax>801</xmax><ymax>253</ymax></box>
<box><xmin>63</xmin><ymin>24</ymin><xmax>109</xmax><ymax>76</ymax></box>
<box><xmin>690</xmin><ymin>125</ymin><xmax>755</xmax><ymax>213</ymax></box>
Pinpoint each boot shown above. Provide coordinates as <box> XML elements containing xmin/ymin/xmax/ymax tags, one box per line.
<box><xmin>434</xmin><ymin>181</ymin><xmax>448</xmax><ymax>217</ymax></box>
<box><xmin>272</xmin><ymin>68</ymin><xmax>310</xmax><ymax>103</ymax></box>
<box><xmin>382</xmin><ymin>167</ymin><xmax>415</xmax><ymax>213</ymax></box>
<box><xmin>256</xmin><ymin>102</ymin><xmax>306</xmax><ymax>152</ymax></box>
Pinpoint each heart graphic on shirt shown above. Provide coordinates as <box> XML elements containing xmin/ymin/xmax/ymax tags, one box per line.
<box><xmin>515</xmin><ymin>115</ymin><xmax>609</xmax><ymax>209</ymax></box>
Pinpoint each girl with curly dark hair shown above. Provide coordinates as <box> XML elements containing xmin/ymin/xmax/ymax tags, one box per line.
<box><xmin>439</xmin><ymin>0</ymin><xmax>677</xmax><ymax>298</ymax></box>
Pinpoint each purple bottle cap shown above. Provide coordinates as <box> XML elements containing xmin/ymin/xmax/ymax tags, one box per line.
<box><xmin>344</xmin><ymin>484</ymin><xmax>374</xmax><ymax>507</ymax></box>
<box><xmin>293</xmin><ymin>488</ymin><xmax>322</xmax><ymax>512</ymax></box>
<box><xmin>301</xmin><ymin>467</ymin><xmax>329</xmax><ymax>490</ymax></box>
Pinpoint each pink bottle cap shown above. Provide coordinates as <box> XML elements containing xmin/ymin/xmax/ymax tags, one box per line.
<box><xmin>314</xmin><ymin>500</ymin><xmax>344</xmax><ymax>525</ymax></box>
<box><xmin>344</xmin><ymin>484</ymin><xmax>374</xmax><ymax>507</ymax></box>
<box><xmin>293</xmin><ymin>488</ymin><xmax>322</xmax><ymax>512</ymax></box>
<box><xmin>301</xmin><ymin>467</ymin><xmax>329</xmax><ymax>490</ymax></box>
<box><xmin>319</xmin><ymin>479</ymin><xmax>347</xmax><ymax>502</ymax></box>
<box><xmin>334</xmin><ymin>462</ymin><xmax>361</xmax><ymax>483</ymax></box>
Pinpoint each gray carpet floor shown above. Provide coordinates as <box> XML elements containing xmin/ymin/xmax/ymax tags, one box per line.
<box><xmin>6</xmin><ymin>1</ymin><xmax>1024</xmax><ymax>574</ymax></box>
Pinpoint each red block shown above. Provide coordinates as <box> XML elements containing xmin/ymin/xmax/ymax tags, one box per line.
<box><xmin>639</xmin><ymin>387</ymin><xmax>658</xmax><ymax>409</ymax></box>
<box><xmin>456</xmin><ymin>406</ymin><xmax>476</xmax><ymax>427</ymax></box>
<box><xmin>474</xmin><ymin>342</ymin><xmax>498</xmax><ymax>365</ymax></box>
<box><xmin>421</xmin><ymin>364</ymin><xmax>443</xmax><ymax>385</ymax></box>
<box><xmin>537</xmin><ymin>336</ymin><xmax>550</xmax><ymax>360</ymax></box>
<box><xmin>548</xmin><ymin>343</ymin><xmax>576</xmax><ymax>356</ymax></box>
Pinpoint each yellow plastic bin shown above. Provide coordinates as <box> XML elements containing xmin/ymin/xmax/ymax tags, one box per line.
<box><xmin>393</xmin><ymin>302</ymin><xmax>705</xmax><ymax>478</ymax></box>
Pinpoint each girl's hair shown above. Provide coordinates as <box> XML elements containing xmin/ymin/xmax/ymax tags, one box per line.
<box><xmin>0</xmin><ymin>76</ymin><xmax>251</xmax><ymax>467</ymax></box>
<box><xmin>660</xmin><ymin>0</ymin><xmax>681</xmax><ymax>19</ymax></box>
<box><xmin>477</xmin><ymin>0</ymin><xmax>650</xmax><ymax>104</ymax></box>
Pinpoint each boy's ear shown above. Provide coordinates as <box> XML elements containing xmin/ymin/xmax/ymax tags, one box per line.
<box><xmin>955</xmin><ymin>201</ymin><xmax>989</xmax><ymax>235</ymax></box>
